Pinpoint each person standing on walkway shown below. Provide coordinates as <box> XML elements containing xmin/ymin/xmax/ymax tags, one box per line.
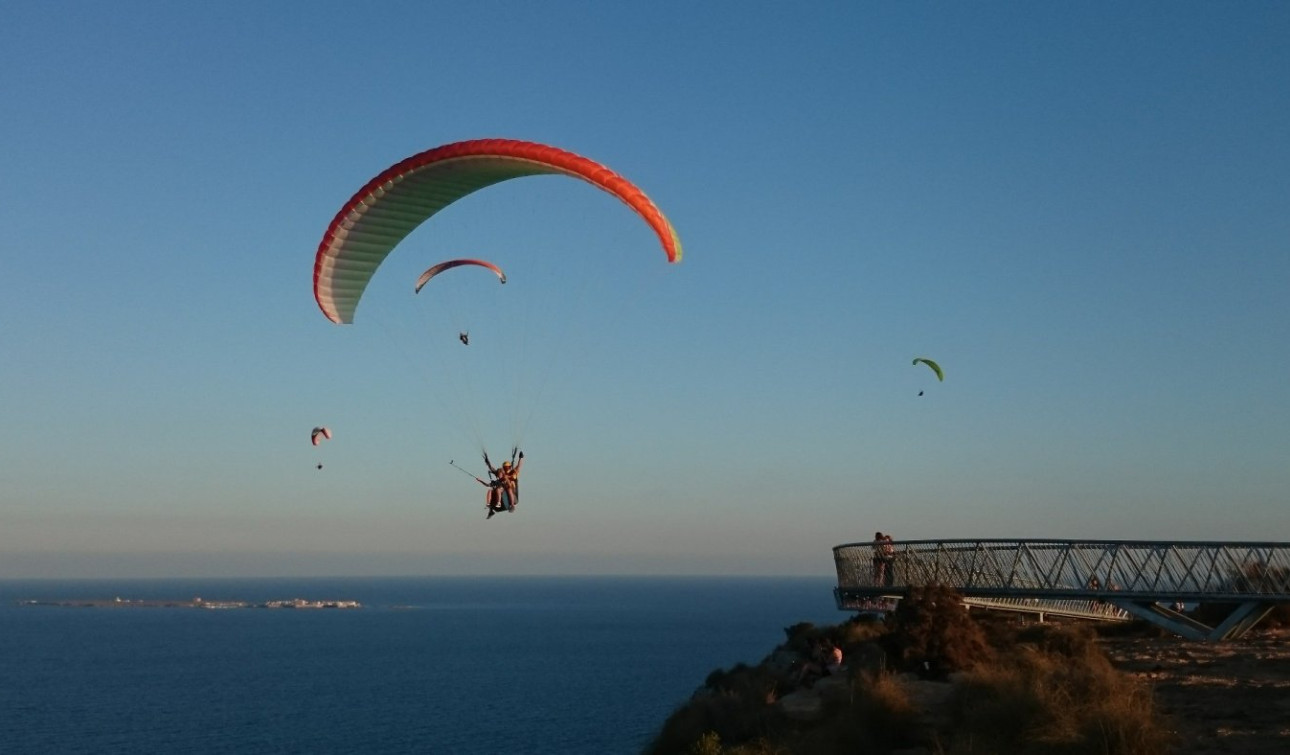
<box><xmin>872</xmin><ymin>532</ymin><xmax>887</xmax><ymax>586</ymax></box>
<box><xmin>880</xmin><ymin>533</ymin><xmax>896</xmax><ymax>586</ymax></box>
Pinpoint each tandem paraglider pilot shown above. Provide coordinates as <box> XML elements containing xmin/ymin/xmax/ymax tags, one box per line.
<box><xmin>483</xmin><ymin>450</ymin><xmax>524</xmax><ymax>519</ymax></box>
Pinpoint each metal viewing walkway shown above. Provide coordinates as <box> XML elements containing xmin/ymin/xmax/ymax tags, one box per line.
<box><xmin>833</xmin><ymin>539</ymin><xmax>1290</xmax><ymax>641</ymax></box>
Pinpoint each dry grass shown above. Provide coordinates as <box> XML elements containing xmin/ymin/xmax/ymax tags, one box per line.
<box><xmin>724</xmin><ymin>674</ymin><xmax>924</xmax><ymax>755</ymax></box>
<box><xmin>944</xmin><ymin>626</ymin><xmax>1172</xmax><ymax>754</ymax></box>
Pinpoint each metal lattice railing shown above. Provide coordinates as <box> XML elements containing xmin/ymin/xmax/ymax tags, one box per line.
<box><xmin>834</xmin><ymin>539</ymin><xmax>1290</xmax><ymax>601</ymax></box>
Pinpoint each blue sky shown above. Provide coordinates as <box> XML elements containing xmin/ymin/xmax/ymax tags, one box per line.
<box><xmin>2</xmin><ymin>2</ymin><xmax>1287</xmax><ymax>578</ymax></box>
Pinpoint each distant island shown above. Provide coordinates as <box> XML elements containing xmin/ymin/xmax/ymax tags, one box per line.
<box><xmin>17</xmin><ymin>597</ymin><xmax>361</xmax><ymax>609</ymax></box>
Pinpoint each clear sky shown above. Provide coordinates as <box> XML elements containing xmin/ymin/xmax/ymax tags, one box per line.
<box><xmin>2</xmin><ymin>2</ymin><xmax>1287</xmax><ymax>578</ymax></box>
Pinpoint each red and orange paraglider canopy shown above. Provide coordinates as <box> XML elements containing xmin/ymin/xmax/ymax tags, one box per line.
<box><xmin>313</xmin><ymin>138</ymin><xmax>681</xmax><ymax>324</ymax></box>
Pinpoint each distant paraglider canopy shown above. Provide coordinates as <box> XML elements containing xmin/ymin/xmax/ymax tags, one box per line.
<box><xmin>311</xmin><ymin>427</ymin><xmax>332</xmax><ymax>470</ymax></box>
<box><xmin>414</xmin><ymin>259</ymin><xmax>507</xmax><ymax>294</ymax></box>
<box><xmin>912</xmin><ymin>358</ymin><xmax>944</xmax><ymax>382</ymax></box>
<box><xmin>313</xmin><ymin>138</ymin><xmax>682</xmax><ymax>325</ymax></box>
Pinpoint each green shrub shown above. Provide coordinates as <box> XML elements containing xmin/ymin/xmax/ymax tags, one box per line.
<box><xmin>647</xmin><ymin>663</ymin><xmax>786</xmax><ymax>755</ymax></box>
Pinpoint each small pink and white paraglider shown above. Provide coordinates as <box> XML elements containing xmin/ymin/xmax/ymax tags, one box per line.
<box><xmin>311</xmin><ymin>426</ymin><xmax>332</xmax><ymax>469</ymax></box>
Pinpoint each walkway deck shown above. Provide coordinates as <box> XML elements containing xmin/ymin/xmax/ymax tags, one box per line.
<box><xmin>833</xmin><ymin>539</ymin><xmax>1290</xmax><ymax>640</ymax></box>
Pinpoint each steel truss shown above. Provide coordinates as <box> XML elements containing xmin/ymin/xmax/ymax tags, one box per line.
<box><xmin>833</xmin><ymin>539</ymin><xmax>1290</xmax><ymax>641</ymax></box>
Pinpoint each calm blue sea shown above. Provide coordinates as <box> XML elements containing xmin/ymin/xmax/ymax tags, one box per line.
<box><xmin>0</xmin><ymin>576</ymin><xmax>840</xmax><ymax>754</ymax></box>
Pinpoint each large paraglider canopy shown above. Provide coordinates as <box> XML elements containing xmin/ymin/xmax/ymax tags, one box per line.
<box><xmin>313</xmin><ymin>138</ymin><xmax>682</xmax><ymax>325</ymax></box>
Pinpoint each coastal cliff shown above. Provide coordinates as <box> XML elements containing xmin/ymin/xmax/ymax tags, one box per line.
<box><xmin>646</xmin><ymin>585</ymin><xmax>1169</xmax><ymax>755</ymax></box>
<box><xmin>647</xmin><ymin>587</ymin><xmax>1290</xmax><ymax>754</ymax></box>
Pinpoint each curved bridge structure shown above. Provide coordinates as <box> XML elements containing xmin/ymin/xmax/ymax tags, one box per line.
<box><xmin>833</xmin><ymin>539</ymin><xmax>1290</xmax><ymax>641</ymax></box>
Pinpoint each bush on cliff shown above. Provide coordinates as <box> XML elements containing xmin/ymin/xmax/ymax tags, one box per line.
<box><xmin>645</xmin><ymin>587</ymin><xmax>1171</xmax><ymax>755</ymax></box>
<box><xmin>883</xmin><ymin>583</ymin><xmax>993</xmax><ymax>676</ymax></box>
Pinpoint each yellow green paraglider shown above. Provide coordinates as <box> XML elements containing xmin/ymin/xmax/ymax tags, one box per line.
<box><xmin>912</xmin><ymin>358</ymin><xmax>943</xmax><ymax>395</ymax></box>
<box><xmin>912</xmin><ymin>358</ymin><xmax>943</xmax><ymax>381</ymax></box>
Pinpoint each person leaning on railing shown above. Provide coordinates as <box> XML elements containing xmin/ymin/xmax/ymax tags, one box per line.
<box><xmin>872</xmin><ymin>532</ymin><xmax>888</xmax><ymax>585</ymax></box>
<box><xmin>880</xmin><ymin>534</ymin><xmax>895</xmax><ymax>586</ymax></box>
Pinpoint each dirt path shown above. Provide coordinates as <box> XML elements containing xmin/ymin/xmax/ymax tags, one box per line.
<box><xmin>1101</xmin><ymin>629</ymin><xmax>1290</xmax><ymax>754</ymax></box>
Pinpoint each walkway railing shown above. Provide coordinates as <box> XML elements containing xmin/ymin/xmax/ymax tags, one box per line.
<box><xmin>833</xmin><ymin>539</ymin><xmax>1290</xmax><ymax>640</ymax></box>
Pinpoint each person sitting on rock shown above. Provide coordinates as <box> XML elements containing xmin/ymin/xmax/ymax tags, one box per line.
<box><xmin>795</xmin><ymin>640</ymin><xmax>842</xmax><ymax>687</ymax></box>
<box><xmin>825</xmin><ymin>642</ymin><xmax>844</xmax><ymax>676</ymax></box>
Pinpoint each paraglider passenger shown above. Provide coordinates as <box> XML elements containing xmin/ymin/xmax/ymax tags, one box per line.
<box><xmin>470</xmin><ymin>461</ymin><xmax>504</xmax><ymax>519</ymax></box>
<box><xmin>483</xmin><ymin>475</ymin><xmax>505</xmax><ymax>518</ymax></box>
<box><xmin>459</xmin><ymin>332</ymin><xmax>469</xmax><ymax>346</ymax></box>
<box><xmin>453</xmin><ymin>457</ymin><xmax>506</xmax><ymax>519</ymax></box>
